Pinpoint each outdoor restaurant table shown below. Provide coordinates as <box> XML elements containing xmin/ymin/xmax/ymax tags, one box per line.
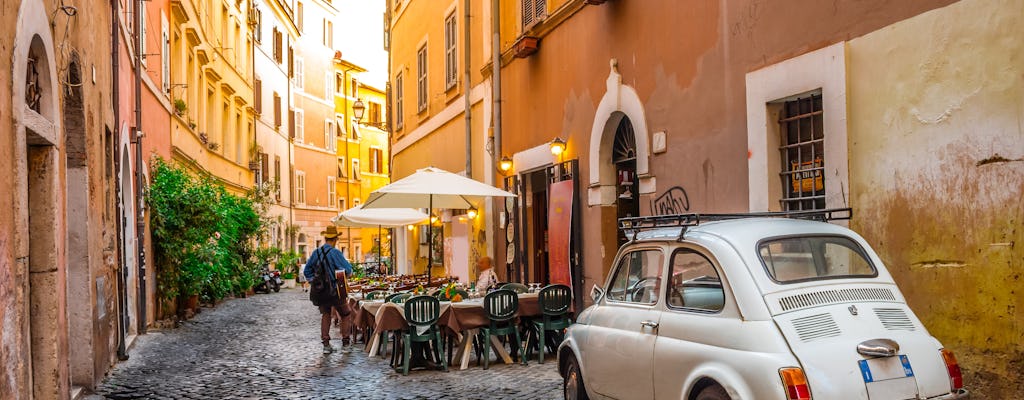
<box><xmin>358</xmin><ymin>293</ymin><xmax>543</xmax><ymax>370</ymax></box>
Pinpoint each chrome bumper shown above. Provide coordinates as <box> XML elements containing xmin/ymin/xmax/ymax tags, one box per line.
<box><xmin>933</xmin><ymin>389</ymin><xmax>969</xmax><ymax>399</ymax></box>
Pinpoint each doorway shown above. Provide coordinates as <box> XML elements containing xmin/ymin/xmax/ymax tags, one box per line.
<box><xmin>613</xmin><ymin>117</ymin><xmax>639</xmax><ymax>246</ymax></box>
<box><xmin>526</xmin><ymin>169</ymin><xmax>549</xmax><ymax>285</ymax></box>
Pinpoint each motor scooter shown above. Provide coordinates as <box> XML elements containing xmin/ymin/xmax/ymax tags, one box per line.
<box><xmin>254</xmin><ymin>265</ymin><xmax>281</xmax><ymax>293</ymax></box>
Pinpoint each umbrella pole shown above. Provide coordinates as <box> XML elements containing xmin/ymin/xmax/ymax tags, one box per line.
<box><xmin>427</xmin><ymin>195</ymin><xmax>433</xmax><ymax>278</ymax></box>
<box><xmin>377</xmin><ymin>224</ymin><xmax>382</xmax><ymax>274</ymax></box>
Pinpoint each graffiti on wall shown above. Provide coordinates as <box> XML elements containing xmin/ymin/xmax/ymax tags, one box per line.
<box><xmin>651</xmin><ymin>186</ymin><xmax>690</xmax><ymax>216</ymax></box>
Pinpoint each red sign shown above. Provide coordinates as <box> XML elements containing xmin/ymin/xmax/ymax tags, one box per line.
<box><xmin>548</xmin><ymin>180</ymin><xmax>573</xmax><ymax>288</ymax></box>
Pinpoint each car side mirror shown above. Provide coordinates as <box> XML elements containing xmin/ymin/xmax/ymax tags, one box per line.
<box><xmin>590</xmin><ymin>284</ymin><xmax>604</xmax><ymax>303</ymax></box>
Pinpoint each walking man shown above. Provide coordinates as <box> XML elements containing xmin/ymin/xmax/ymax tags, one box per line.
<box><xmin>304</xmin><ymin>226</ymin><xmax>353</xmax><ymax>354</ymax></box>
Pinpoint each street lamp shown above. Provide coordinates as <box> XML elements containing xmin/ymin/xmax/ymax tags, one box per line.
<box><xmin>352</xmin><ymin>98</ymin><xmax>366</xmax><ymax>121</ymax></box>
<box><xmin>498</xmin><ymin>155</ymin><xmax>513</xmax><ymax>173</ymax></box>
<box><xmin>550</xmin><ymin>137</ymin><xmax>566</xmax><ymax>156</ymax></box>
<box><xmin>467</xmin><ymin>206</ymin><xmax>478</xmax><ymax>219</ymax></box>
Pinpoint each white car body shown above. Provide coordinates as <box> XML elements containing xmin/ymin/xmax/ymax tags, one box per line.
<box><xmin>558</xmin><ymin>216</ymin><xmax>969</xmax><ymax>400</ymax></box>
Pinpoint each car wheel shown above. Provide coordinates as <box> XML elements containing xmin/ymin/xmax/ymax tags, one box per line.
<box><xmin>563</xmin><ymin>354</ymin><xmax>589</xmax><ymax>400</ymax></box>
<box><xmin>695</xmin><ymin>384</ymin><xmax>730</xmax><ymax>400</ymax></box>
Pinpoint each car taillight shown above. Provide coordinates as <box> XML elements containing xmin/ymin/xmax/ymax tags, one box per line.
<box><xmin>940</xmin><ymin>348</ymin><xmax>963</xmax><ymax>391</ymax></box>
<box><xmin>779</xmin><ymin>367</ymin><xmax>812</xmax><ymax>400</ymax></box>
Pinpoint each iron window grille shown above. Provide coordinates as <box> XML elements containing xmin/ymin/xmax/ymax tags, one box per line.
<box><xmin>778</xmin><ymin>93</ymin><xmax>825</xmax><ymax>211</ymax></box>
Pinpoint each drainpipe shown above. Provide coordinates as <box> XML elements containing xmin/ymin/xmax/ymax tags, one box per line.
<box><xmin>491</xmin><ymin>0</ymin><xmax>506</xmax><ymax>280</ymax></box>
<box><xmin>286</xmin><ymin>36</ymin><xmax>294</xmax><ymax>251</ymax></box>
<box><xmin>491</xmin><ymin>0</ymin><xmax>502</xmax><ymax>166</ymax></box>
<box><xmin>464</xmin><ymin>0</ymin><xmax>472</xmax><ymax>179</ymax></box>
<box><xmin>111</xmin><ymin>0</ymin><xmax>128</xmax><ymax>361</ymax></box>
<box><xmin>133</xmin><ymin>0</ymin><xmax>148</xmax><ymax>335</ymax></box>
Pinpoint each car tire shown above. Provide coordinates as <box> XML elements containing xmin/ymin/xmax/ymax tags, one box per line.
<box><xmin>695</xmin><ymin>384</ymin><xmax>730</xmax><ymax>400</ymax></box>
<box><xmin>563</xmin><ymin>354</ymin><xmax>589</xmax><ymax>400</ymax></box>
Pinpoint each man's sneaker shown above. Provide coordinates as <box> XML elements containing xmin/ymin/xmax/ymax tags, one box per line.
<box><xmin>322</xmin><ymin>343</ymin><xmax>334</xmax><ymax>354</ymax></box>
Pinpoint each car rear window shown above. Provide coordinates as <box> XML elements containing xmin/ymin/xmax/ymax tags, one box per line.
<box><xmin>758</xmin><ymin>236</ymin><xmax>876</xmax><ymax>283</ymax></box>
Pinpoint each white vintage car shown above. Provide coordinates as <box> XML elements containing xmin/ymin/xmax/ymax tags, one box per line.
<box><xmin>558</xmin><ymin>210</ymin><xmax>968</xmax><ymax>400</ymax></box>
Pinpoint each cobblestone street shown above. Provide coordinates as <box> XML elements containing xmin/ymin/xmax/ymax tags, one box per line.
<box><xmin>90</xmin><ymin>289</ymin><xmax>562</xmax><ymax>399</ymax></box>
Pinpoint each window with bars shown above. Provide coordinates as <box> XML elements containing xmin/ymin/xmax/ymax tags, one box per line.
<box><xmin>417</xmin><ymin>45</ymin><xmax>427</xmax><ymax>112</ymax></box>
<box><xmin>521</xmin><ymin>0</ymin><xmax>546</xmax><ymax>29</ymax></box>
<box><xmin>778</xmin><ymin>94</ymin><xmax>825</xmax><ymax>211</ymax></box>
<box><xmin>395</xmin><ymin>72</ymin><xmax>404</xmax><ymax>129</ymax></box>
<box><xmin>444</xmin><ymin>12</ymin><xmax>457</xmax><ymax>89</ymax></box>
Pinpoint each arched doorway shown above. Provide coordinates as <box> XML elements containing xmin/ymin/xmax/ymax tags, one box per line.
<box><xmin>119</xmin><ymin>140</ymin><xmax>138</xmax><ymax>338</ymax></box>
<box><xmin>11</xmin><ymin>1</ymin><xmax>68</xmax><ymax>396</ymax></box>
<box><xmin>613</xmin><ymin>117</ymin><xmax>639</xmax><ymax>246</ymax></box>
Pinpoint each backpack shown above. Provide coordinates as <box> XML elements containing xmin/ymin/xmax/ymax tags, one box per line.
<box><xmin>308</xmin><ymin>248</ymin><xmax>340</xmax><ymax>307</ymax></box>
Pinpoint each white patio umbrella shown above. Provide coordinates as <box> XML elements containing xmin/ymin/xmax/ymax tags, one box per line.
<box><xmin>331</xmin><ymin>206</ymin><xmax>429</xmax><ymax>274</ymax></box>
<box><xmin>361</xmin><ymin>167</ymin><xmax>516</xmax><ymax>276</ymax></box>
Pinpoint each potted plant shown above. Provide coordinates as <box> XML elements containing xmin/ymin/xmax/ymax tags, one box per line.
<box><xmin>173</xmin><ymin>99</ymin><xmax>187</xmax><ymax>116</ymax></box>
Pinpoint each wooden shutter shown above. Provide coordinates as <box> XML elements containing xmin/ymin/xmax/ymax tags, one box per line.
<box><xmin>273</xmin><ymin>93</ymin><xmax>281</xmax><ymax>128</ymax></box>
<box><xmin>260</xmin><ymin>153</ymin><xmax>269</xmax><ymax>184</ymax></box>
<box><xmin>254</xmin><ymin>79</ymin><xmax>262</xmax><ymax>113</ymax></box>
<box><xmin>288</xmin><ymin>109</ymin><xmax>295</xmax><ymax>138</ymax></box>
<box><xmin>522</xmin><ymin>0</ymin><xmax>534</xmax><ymax>28</ymax></box>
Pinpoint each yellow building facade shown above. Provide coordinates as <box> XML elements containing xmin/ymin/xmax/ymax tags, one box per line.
<box><xmin>332</xmin><ymin>61</ymin><xmax>391</xmax><ymax>263</ymax></box>
<box><xmin>387</xmin><ymin>0</ymin><xmax>494</xmax><ymax>281</ymax></box>
<box><xmin>169</xmin><ymin>0</ymin><xmax>257</xmax><ymax>193</ymax></box>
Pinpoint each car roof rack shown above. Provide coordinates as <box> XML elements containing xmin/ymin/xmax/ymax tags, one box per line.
<box><xmin>618</xmin><ymin>208</ymin><xmax>853</xmax><ymax>243</ymax></box>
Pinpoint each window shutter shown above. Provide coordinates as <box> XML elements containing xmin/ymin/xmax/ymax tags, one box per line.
<box><xmin>535</xmin><ymin>0</ymin><xmax>546</xmax><ymax>21</ymax></box>
<box><xmin>272</xmin><ymin>93</ymin><xmax>280</xmax><ymax>127</ymax></box>
<box><xmin>522</xmin><ymin>0</ymin><xmax>534</xmax><ymax>28</ymax></box>
<box><xmin>254</xmin><ymin>79</ymin><xmax>262</xmax><ymax>114</ymax></box>
<box><xmin>260</xmin><ymin>153</ymin><xmax>269</xmax><ymax>184</ymax></box>
<box><xmin>288</xmin><ymin>109</ymin><xmax>295</xmax><ymax>138</ymax></box>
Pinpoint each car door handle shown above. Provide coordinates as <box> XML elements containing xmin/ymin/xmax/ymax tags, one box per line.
<box><xmin>640</xmin><ymin>320</ymin><xmax>659</xmax><ymax>329</ymax></box>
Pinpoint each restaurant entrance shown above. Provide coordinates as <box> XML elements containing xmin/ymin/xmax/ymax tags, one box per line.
<box><xmin>503</xmin><ymin>160</ymin><xmax>584</xmax><ymax>311</ymax></box>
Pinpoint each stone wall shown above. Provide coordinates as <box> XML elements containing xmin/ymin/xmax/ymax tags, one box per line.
<box><xmin>848</xmin><ymin>0</ymin><xmax>1024</xmax><ymax>396</ymax></box>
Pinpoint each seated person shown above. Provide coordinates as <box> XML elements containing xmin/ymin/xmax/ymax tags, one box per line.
<box><xmin>475</xmin><ymin>256</ymin><xmax>499</xmax><ymax>293</ymax></box>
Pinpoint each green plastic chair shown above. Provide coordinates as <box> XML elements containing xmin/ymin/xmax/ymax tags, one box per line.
<box><xmin>529</xmin><ymin>284</ymin><xmax>572</xmax><ymax>364</ymax></box>
<box><xmin>390</xmin><ymin>293</ymin><xmax>412</xmax><ymax>304</ymax></box>
<box><xmin>480</xmin><ymin>289</ymin><xmax>526</xmax><ymax>369</ymax></box>
<box><xmin>501</xmin><ymin>282</ymin><xmax>529</xmax><ymax>294</ymax></box>
<box><xmin>364</xmin><ymin>290</ymin><xmax>387</xmax><ymax>300</ymax></box>
<box><xmin>400</xmin><ymin>295</ymin><xmax>447</xmax><ymax>375</ymax></box>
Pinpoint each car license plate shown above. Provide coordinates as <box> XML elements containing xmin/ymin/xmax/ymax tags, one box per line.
<box><xmin>858</xmin><ymin>355</ymin><xmax>914</xmax><ymax>382</ymax></box>
<box><xmin>859</xmin><ymin>355</ymin><xmax>918</xmax><ymax>399</ymax></box>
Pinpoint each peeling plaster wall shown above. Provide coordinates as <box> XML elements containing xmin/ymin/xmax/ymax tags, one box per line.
<box><xmin>848</xmin><ymin>0</ymin><xmax>1024</xmax><ymax>397</ymax></box>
